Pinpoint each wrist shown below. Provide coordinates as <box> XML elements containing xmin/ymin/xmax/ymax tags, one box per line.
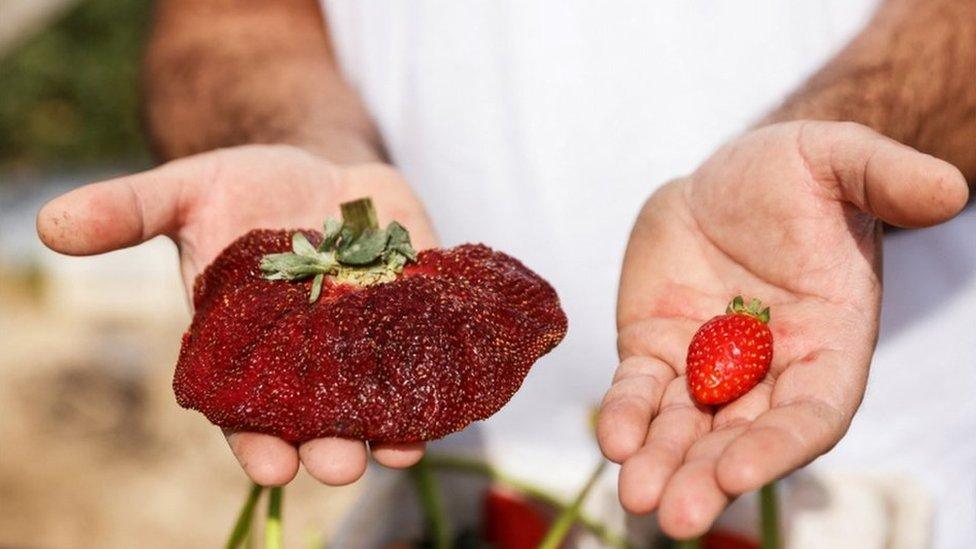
<box><xmin>296</xmin><ymin>124</ymin><xmax>386</xmax><ymax>166</ymax></box>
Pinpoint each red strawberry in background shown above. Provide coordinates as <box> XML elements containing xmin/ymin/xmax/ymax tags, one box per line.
<box><xmin>173</xmin><ymin>198</ymin><xmax>567</xmax><ymax>443</ymax></box>
<box><xmin>483</xmin><ymin>487</ymin><xmax>552</xmax><ymax>549</ymax></box>
<box><xmin>701</xmin><ymin>530</ymin><xmax>760</xmax><ymax>549</ymax></box>
<box><xmin>686</xmin><ymin>296</ymin><xmax>773</xmax><ymax>406</ymax></box>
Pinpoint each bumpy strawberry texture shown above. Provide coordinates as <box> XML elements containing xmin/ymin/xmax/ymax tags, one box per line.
<box><xmin>173</xmin><ymin>204</ymin><xmax>567</xmax><ymax>443</ymax></box>
<box><xmin>686</xmin><ymin>296</ymin><xmax>773</xmax><ymax>406</ymax></box>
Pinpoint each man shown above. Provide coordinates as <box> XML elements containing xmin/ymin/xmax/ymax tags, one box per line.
<box><xmin>37</xmin><ymin>0</ymin><xmax>974</xmax><ymax>545</ymax></box>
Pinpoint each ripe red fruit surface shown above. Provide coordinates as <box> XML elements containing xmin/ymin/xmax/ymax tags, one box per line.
<box><xmin>702</xmin><ymin>530</ymin><xmax>760</xmax><ymax>549</ymax></box>
<box><xmin>173</xmin><ymin>202</ymin><xmax>567</xmax><ymax>443</ymax></box>
<box><xmin>482</xmin><ymin>487</ymin><xmax>552</xmax><ymax>549</ymax></box>
<box><xmin>686</xmin><ymin>296</ymin><xmax>773</xmax><ymax>406</ymax></box>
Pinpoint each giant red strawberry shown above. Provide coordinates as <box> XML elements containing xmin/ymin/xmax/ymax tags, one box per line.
<box><xmin>174</xmin><ymin>198</ymin><xmax>567</xmax><ymax>443</ymax></box>
<box><xmin>686</xmin><ymin>296</ymin><xmax>773</xmax><ymax>406</ymax></box>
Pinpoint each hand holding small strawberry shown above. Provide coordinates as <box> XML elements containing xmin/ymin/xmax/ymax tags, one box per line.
<box><xmin>37</xmin><ymin>145</ymin><xmax>440</xmax><ymax>487</ymax></box>
<box><xmin>597</xmin><ymin>121</ymin><xmax>969</xmax><ymax>539</ymax></box>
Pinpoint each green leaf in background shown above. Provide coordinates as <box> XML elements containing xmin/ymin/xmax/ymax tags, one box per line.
<box><xmin>0</xmin><ymin>0</ymin><xmax>152</xmax><ymax>173</ymax></box>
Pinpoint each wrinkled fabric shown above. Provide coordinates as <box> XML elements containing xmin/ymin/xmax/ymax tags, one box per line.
<box><xmin>324</xmin><ymin>2</ymin><xmax>975</xmax><ymax>547</ymax></box>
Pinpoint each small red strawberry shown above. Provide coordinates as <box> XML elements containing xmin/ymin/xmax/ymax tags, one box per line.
<box><xmin>686</xmin><ymin>296</ymin><xmax>773</xmax><ymax>406</ymax></box>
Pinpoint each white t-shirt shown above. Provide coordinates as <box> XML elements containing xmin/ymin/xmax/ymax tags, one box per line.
<box><xmin>323</xmin><ymin>2</ymin><xmax>976</xmax><ymax>547</ymax></box>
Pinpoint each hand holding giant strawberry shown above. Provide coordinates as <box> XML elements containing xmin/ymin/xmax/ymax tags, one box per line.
<box><xmin>597</xmin><ymin>121</ymin><xmax>969</xmax><ymax>539</ymax></box>
<box><xmin>36</xmin><ymin>145</ymin><xmax>440</xmax><ymax>487</ymax></box>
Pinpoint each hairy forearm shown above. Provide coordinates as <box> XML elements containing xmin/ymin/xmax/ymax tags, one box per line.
<box><xmin>142</xmin><ymin>0</ymin><xmax>382</xmax><ymax>163</ymax></box>
<box><xmin>764</xmin><ymin>0</ymin><xmax>976</xmax><ymax>181</ymax></box>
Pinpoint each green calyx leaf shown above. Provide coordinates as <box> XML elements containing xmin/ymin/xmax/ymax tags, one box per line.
<box><xmin>726</xmin><ymin>294</ymin><xmax>771</xmax><ymax>323</ymax></box>
<box><xmin>336</xmin><ymin>227</ymin><xmax>389</xmax><ymax>265</ymax></box>
<box><xmin>386</xmin><ymin>221</ymin><xmax>418</xmax><ymax>262</ymax></box>
<box><xmin>259</xmin><ymin>250</ymin><xmax>337</xmax><ymax>280</ymax></box>
<box><xmin>308</xmin><ymin>273</ymin><xmax>325</xmax><ymax>303</ymax></box>
<box><xmin>320</xmin><ymin>218</ymin><xmax>344</xmax><ymax>251</ymax></box>
<box><xmin>259</xmin><ymin>197</ymin><xmax>418</xmax><ymax>302</ymax></box>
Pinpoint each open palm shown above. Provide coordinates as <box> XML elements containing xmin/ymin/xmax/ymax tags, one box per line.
<box><xmin>596</xmin><ymin>121</ymin><xmax>969</xmax><ymax>538</ymax></box>
<box><xmin>37</xmin><ymin>144</ymin><xmax>437</xmax><ymax>486</ymax></box>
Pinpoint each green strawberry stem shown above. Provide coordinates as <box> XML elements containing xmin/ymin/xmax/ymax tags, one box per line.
<box><xmin>760</xmin><ymin>481</ymin><xmax>781</xmax><ymax>549</ymax></box>
<box><xmin>265</xmin><ymin>486</ymin><xmax>284</xmax><ymax>549</ymax></box>
<box><xmin>340</xmin><ymin>197</ymin><xmax>380</xmax><ymax>232</ymax></box>
<box><xmin>260</xmin><ymin>197</ymin><xmax>418</xmax><ymax>300</ymax></box>
<box><xmin>537</xmin><ymin>459</ymin><xmax>609</xmax><ymax>549</ymax></box>
<box><xmin>726</xmin><ymin>295</ymin><xmax>770</xmax><ymax>323</ymax></box>
<box><xmin>409</xmin><ymin>456</ymin><xmax>451</xmax><ymax>549</ymax></box>
<box><xmin>224</xmin><ymin>483</ymin><xmax>264</xmax><ymax>549</ymax></box>
<box><xmin>424</xmin><ymin>455</ymin><xmax>630</xmax><ymax>548</ymax></box>
<box><xmin>675</xmin><ymin>538</ymin><xmax>700</xmax><ymax>549</ymax></box>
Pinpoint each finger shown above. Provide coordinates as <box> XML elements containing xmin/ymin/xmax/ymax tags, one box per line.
<box><xmin>618</xmin><ymin>379</ymin><xmax>711</xmax><ymax>514</ymax></box>
<box><xmin>654</xmin><ymin>381</ymin><xmax>773</xmax><ymax>538</ymax></box>
<box><xmin>602</xmin><ymin>316</ymin><xmax>699</xmax><ymax>462</ymax></box>
<box><xmin>299</xmin><ymin>437</ymin><xmax>368</xmax><ymax>486</ymax></box>
<box><xmin>370</xmin><ymin>442</ymin><xmax>426</xmax><ymax>468</ymax></box>
<box><xmin>225</xmin><ymin>431</ymin><xmax>300</xmax><ymax>487</ymax></box>
<box><xmin>801</xmin><ymin>121</ymin><xmax>969</xmax><ymax>228</ymax></box>
<box><xmin>716</xmin><ymin>347</ymin><xmax>861</xmax><ymax>494</ymax></box>
<box><xmin>656</xmin><ymin>424</ymin><xmax>747</xmax><ymax>540</ymax></box>
<box><xmin>36</xmin><ymin>156</ymin><xmax>206</xmax><ymax>255</ymax></box>
<box><xmin>711</xmin><ymin>376</ymin><xmax>775</xmax><ymax>430</ymax></box>
<box><xmin>598</xmin><ymin>356</ymin><xmax>675</xmax><ymax>463</ymax></box>
<box><xmin>716</xmin><ymin>397</ymin><xmax>848</xmax><ymax>495</ymax></box>
<box><xmin>616</xmin><ymin>317</ymin><xmax>699</xmax><ymax>366</ymax></box>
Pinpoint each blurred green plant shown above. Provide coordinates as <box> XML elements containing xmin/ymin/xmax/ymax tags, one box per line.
<box><xmin>0</xmin><ymin>0</ymin><xmax>152</xmax><ymax>172</ymax></box>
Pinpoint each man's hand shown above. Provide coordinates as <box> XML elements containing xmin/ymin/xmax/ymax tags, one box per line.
<box><xmin>36</xmin><ymin>144</ymin><xmax>437</xmax><ymax>487</ymax></box>
<box><xmin>597</xmin><ymin>121</ymin><xmax>969</xmax><ymax>538</ymax></box>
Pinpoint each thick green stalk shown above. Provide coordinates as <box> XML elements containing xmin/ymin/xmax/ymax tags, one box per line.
<box><xmin>675</xmin><ymin>538</ymin><xmax>700</xmax><ymax>549</ymax></box>
<box><xmin>409</xmin><ymin>457</ymin><xmax>451</xmax><ymax>549</ymax></box>
<box><xmin>340</xmin><ymin>197</ymin><xmax>379</xmax><ymax>232</ymax></box>
<box><xmin>225</xmin><ymin>483</ymin><xmax>264</xmax><ymax>549</ymax></box>
<box><xmin>760</xmin><ymin>482</ymin><xmax>781</xmax><ymax>549</ymax></box>
<box><xmin>424</xmin><ymin>455</ymin><xmax>630</xmax><ymax>548</ymax></box>
<box><xmin>537</xmin><ymin>460</ymin><xmax>609</xmax><ymax>549</ymax></box>
<box><xmin>265</xmin><ymin>486</ymin><xmax>284</xmax><ymax>549</ymax></box>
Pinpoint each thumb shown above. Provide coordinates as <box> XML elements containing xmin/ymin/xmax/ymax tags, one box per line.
<box><xmin>801</xmin><ymin>121</ymin><xmax>969</xmax><ymax>228</ymax></box>
<box><xmin>36</xmin><ymin>156</ymin><xmax>205</xmax><ymax>255</ymax></box>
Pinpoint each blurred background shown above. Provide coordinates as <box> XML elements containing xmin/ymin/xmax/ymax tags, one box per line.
<box><xmin>0</xmin><ymin>1</ymin><xmax>358</xmax><ymax>547</ymax></box>
<box><xmin>4</xmin><ymin>2</ymin><xmax>974</xmax><ymax>548</ymax></box>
